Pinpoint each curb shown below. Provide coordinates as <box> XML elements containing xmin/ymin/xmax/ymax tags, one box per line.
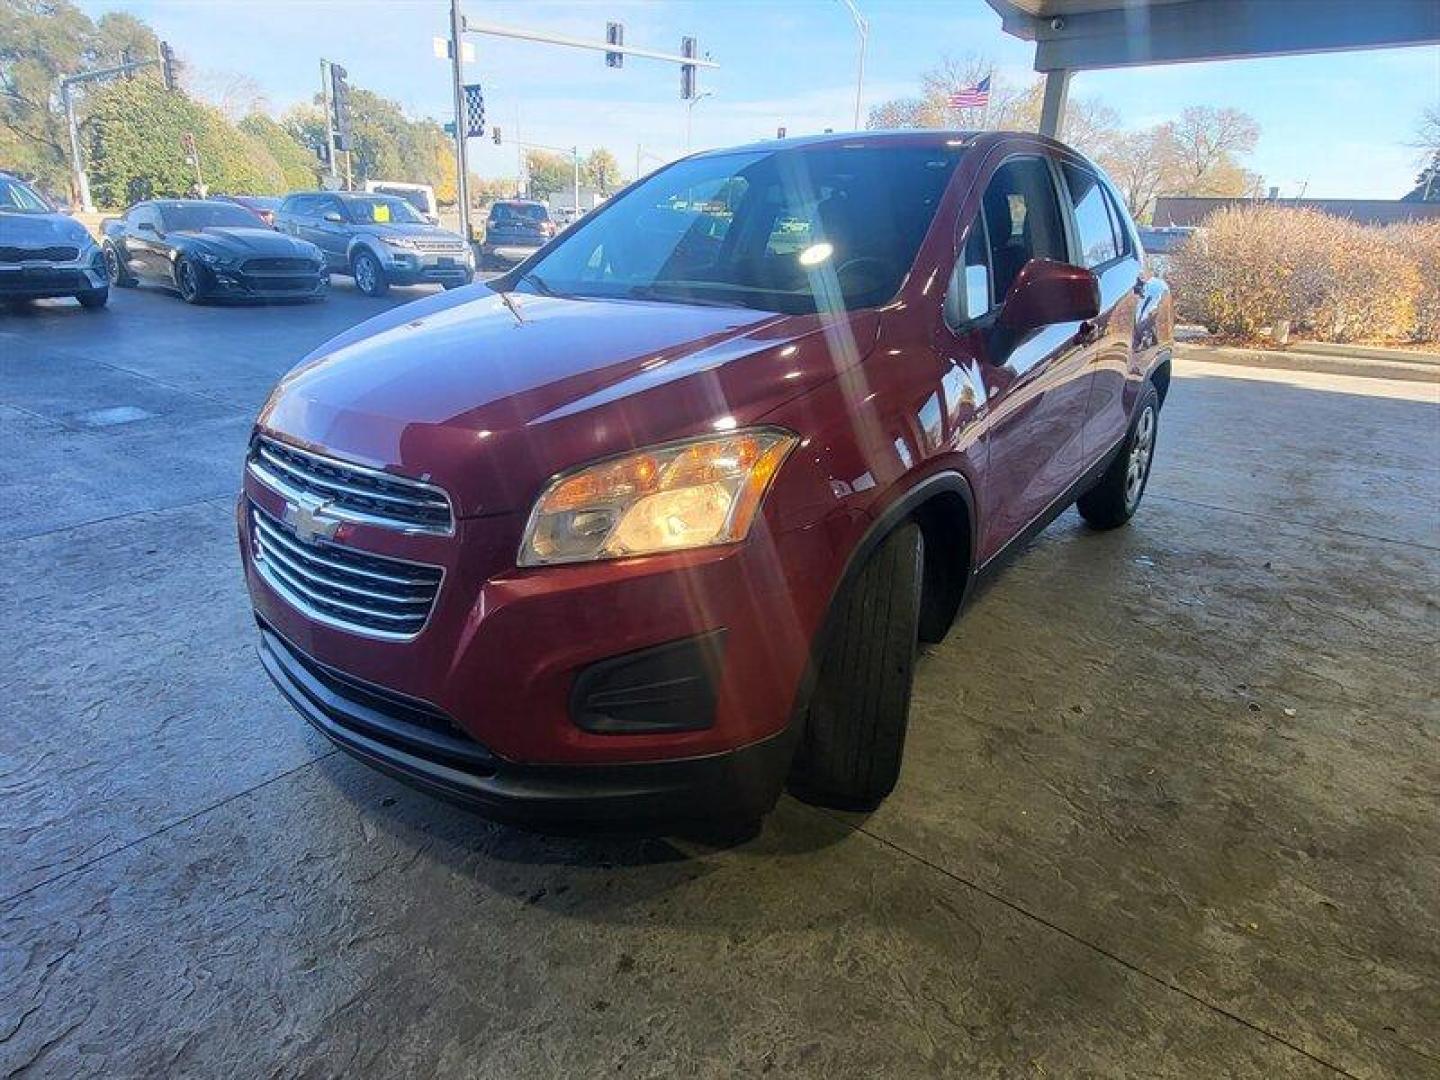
<box><xmin>1175</xmin><ymin>343</ymin><xmax>1440</xmax><ymax>385</ymax></box>
<box><xmin>1290</xmin><ymin>341</ymin><xmax>1440</xmax><ymax>366</ymax></box>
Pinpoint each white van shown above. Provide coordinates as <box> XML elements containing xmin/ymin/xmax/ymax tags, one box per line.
<box><xmin>363</xmin><ymin>181</ymin><xmax>439</xmax><ymax>224</ymax></box>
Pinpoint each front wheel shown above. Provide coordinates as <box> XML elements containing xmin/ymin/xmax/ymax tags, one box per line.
<box><xmin>175</xmin><ymin>257</ymin><xmax>204</xmax><ymax>304</ymax></box>
<box><xmin>352</xmin><ymin>251</ymin><xmax>388</xmax><ymax>297</ymax></box>
<box><xmin>103</xmin><ymin>243</ymin><xmax>135</xmax><ymax>287</ymax></box>
<box><xmin>789</xmin><ymin>523</ymin><xmax>924</xmax><ymax>809</ymax></box>
<box><xmin>1077</xmin><ymin>384</ymin><xmax>1160</xmax><ymax>530</ymax></box>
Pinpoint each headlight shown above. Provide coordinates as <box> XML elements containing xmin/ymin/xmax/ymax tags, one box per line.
<box><xmin>383</xmin><ymin>235</ymin><xmax>418</xmax><ymax>250</ymax></box>
<box><xmin>196</xmin><ymin>251</ymin><xmax>234</xmax><ymax>268</ymax></box>
<box><xmin>518</xmin><ymin>429</ymin><xmax>798</xmax><ymax>567</ymax></box>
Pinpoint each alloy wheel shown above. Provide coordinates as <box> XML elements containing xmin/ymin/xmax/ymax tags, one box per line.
<box><xmin>1124</xmin><ymin>404</ymin><xmax>1156</xmax><ymax>511</ymax></box>
<box><xmin>355</xmin><ymin>256</ymin><xmax>376</xmax><ymax>295</ymax></box>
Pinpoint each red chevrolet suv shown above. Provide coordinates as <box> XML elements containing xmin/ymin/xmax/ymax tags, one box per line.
<box><xmin>239</xmin><ymin>131</ymin><xmax>1173</xmax><ymax>829</ymax></box>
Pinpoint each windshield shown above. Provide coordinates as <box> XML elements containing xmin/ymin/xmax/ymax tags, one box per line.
<box><xmin>0</xmin><ymin>176</ymin><xmax>55</xmax><ymax>214</ymax></box>
<box><xmin>160</xmin><ymin>202</ymin><xmax>262</xmax><ymax>231</ymax></box>
<box><xmin>491</xmin><ymin>202</ymin><xmax>549</xmax><ymax>225</ymax></box>
<box><xmin>375</xmin><ymin>187</ymin><xmax>430</xmax><ymax>213</ymax></box>
<box><xmin>343</xmin><ymin>196</ymin><xmax>425</xmax><ymax>225</ymax></box>
<box><xmin>517</xmin><ymin>145</ymin><xmax>961</xmax><ymax>315</ymax></box>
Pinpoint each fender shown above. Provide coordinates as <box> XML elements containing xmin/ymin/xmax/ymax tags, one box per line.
<box><xmin>787</xmin><ymin>470</ymin><xmax>978</xmax><ymax>728</ymax></box>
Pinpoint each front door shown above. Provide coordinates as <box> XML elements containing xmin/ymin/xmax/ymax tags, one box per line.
<box><xmin>950</xmin><ymin>154</ymin><xmax>1094</xmax><ymax>563</ymax></box>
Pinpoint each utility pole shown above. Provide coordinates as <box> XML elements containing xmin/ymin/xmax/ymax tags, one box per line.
<box><xmin>59</xmin><ymin>49</ymin><xmax>167</xmax><ymax>212</ymax></box>
<box><xmin>685</xmin><ymin>90</ymin><xmax>713</xmax><ymax>151</ymax></box>
<box><xmin>319</xmin><ymin>59</ymin><xmax>337</xmax><ymax>187</ymax></box>
<box><xmin>61</xmin><ymin>83</ymin><xmax>92</xmax><ymax>212</ymax></box>
<box><xmin>448</xmin><ymin>0</ymin><xmax>472</xmax><ymax>241</ymax></box>
<box><xmin>838</xmin><ymin>0</ymin><xmax>868</xmax><ymax>129</ymax></box>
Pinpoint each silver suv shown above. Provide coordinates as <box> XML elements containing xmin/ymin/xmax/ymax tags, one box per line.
<box><xmin>275</xmin><ymin>192</ymin><xmax>474</xmax><ymax>296</ymax></box>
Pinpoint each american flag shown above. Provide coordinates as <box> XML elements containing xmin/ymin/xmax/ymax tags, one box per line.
<box><xmin>948</xmin><ymin>76</ymin><xmax>991</xmax><ymax>110</ymax></box>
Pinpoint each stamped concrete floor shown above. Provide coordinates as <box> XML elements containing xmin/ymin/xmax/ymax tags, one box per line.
<box><xmin>2</xmin><ymin>288</ymin><xmax>1437</xmax><ymax>1078</ymax></box>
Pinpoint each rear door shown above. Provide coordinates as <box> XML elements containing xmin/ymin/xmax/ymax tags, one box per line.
<box><xmin>1057</xmin><ymin>159</ymin><xmax>1142</xmax><ymax>462</ymax></box>
<box><xmin>952</xmin><ymin>154</ymin><xmax>1093</xmax><ymax>561</ymax></box>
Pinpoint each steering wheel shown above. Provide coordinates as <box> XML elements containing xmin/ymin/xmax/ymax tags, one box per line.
<box><xmin>834</xmin><ymin>255</ymin><xmax>894</xmax><ymax>288</ymax></box>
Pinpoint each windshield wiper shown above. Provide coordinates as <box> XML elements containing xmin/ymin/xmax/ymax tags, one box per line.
<box><xmin>517</xmin><ymin>270</ymin><xmax>557</xmax><ymax>296</ymax></box>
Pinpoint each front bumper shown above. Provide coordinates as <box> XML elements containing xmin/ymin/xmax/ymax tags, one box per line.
<box><xmin>381</xmin><ymin>250</ymin><xmax>473</xmax><ymax>286</ymax></box>
<box><xmin>238</xmin><ymin>456</ymin><xmax>830</xmax><ymax>823</ymax></box>
<box><xmin>204</xmin><ymin>266</ymin><xmax>329</xmax><ymax>301</ymax></box>
<box><xmin>0</xmin><ymin>257</ymin><xmax>107</xmax><ymax>299</ymax></box>
<box><xmin>259</xmin><ymin>623</ymin><xmax>795</xmax><ymax>828</ymax></box>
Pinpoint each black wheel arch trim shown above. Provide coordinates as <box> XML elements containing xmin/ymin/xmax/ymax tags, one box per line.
<box><xmin>786</xmin><ymin>469</ymin><xmax>978</xmax><ymax>729</ymax></box>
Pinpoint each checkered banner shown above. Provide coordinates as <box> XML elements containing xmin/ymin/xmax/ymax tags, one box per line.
<box><xmin>463</xmin><ymin>84</ymin><xmax>485</xmax><ymax>139</ymax></box>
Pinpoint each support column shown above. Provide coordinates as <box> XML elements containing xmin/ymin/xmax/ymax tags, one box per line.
<box><xmin>1038</xmin><ymin>69</ymin><xmax>1071</xmax><ymax>139</ymax></box>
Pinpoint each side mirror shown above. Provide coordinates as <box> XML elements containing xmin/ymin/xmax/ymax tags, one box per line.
<box><xmin>998</xmin><ymin>258</ymin><xmax>1100</xmax><ymax>337</ymax></box>
<box><xmin>323</xmin><ymin>211</ymin><xmax>343</xmax><ymax>223</ymax></box>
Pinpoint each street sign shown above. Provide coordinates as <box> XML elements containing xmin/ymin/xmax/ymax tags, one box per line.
<box><xmin>433</xmin><ymin>37</ymin><xmax>475</xmax><ymax>62</ymax></box>
<box><xmin>463</xmin><ymin>84</ymin><xmax>485</xmax><ymax>138</ymax></box>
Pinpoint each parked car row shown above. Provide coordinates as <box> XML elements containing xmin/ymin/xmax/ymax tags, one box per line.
<box><xmin>0</xmin><ymin>173</ymin><xmax>481</xmax><ymax>309</ymax></box>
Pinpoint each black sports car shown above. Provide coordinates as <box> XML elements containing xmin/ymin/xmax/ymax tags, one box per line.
<box><xmin>101</xmin><ymin>199</ymin><xmax>328</xmax><ymax>303</ymax></box>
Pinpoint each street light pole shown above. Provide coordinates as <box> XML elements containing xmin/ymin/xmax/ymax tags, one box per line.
<box><xmin>685</xmin><ymin>90</ymin><xmax>713</xmax><ymax>151</ymax></box>
<box><xmin>838</xmin><ymin>0</ymin><xmax>868</xmax><ymax>130</ymax></box>
<box><xmin>60</xmin><ymin>83</ymin><xmax>93</xmax><ymax>212</ymax></box>
<box><xmin>448</xmin><ymin>0</ymin><xmax>472</xmax><ymax>242</ymax></box>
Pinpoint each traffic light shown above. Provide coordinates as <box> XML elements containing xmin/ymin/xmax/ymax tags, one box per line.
<box><xmin>493</xmin><ymin>126</ymin><xmax>502</xmax><ymax>145</ymax></box>
<box><xmin>606</xmin><ymin>22</ymin><xmax>624</xmax><ymax>68</ymax></box>
<box><xmin>330</xmin><ymin>63</ymin><xmax>353</xmax><ymax>152</ymax></box>
<box><xmin>680</xmin><ymin>36</ymin><xmax>697</xmax><ymax>100</ymax></box>
<box><xmin>160</xmin><ymin>41</ymin><xmax>177</xmax><ymax>91</ymax></box>
<box><xmin>777</xmin><ymin>126</ymin><xmax>787</xmax><ymax>139</ymax></box>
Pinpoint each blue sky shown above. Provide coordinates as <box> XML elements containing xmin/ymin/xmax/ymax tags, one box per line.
<box><xmin>80</xmin><ymin>0</ymin><xmax>1439</xmax><ymax>197</ymax></box>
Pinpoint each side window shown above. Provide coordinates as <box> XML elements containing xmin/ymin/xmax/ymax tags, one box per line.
<box><xmin>1101</xmin><ymin>180</ymin><xmax>1133</xmax><ymax>258</ymax></box>
<box><xmin>945</xmin><ymin>214</ymin><xmax>993</xmax><ymax>329</ymax></box>
<box><xmin>980</xmin><ymin>157</ymin><xmax>1068</xmax><ymax>303</ymax></box>
<box><xmin>317</xmin><ymin>197</ymin><xmax>345</xmax><ymax>220</ymax></box>
<box><xmin>1062</xmin><ymin>162</ymin><xmax>1120</xmax><ymax>268</ymax></box>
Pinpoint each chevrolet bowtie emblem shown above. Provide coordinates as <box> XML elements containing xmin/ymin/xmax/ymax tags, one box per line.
<box><xmin>283</xmin><ymin>495</ymin><xmax>340</xmax><ymax>543</ymax></box>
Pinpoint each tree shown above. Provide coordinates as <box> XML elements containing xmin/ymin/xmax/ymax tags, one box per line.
<box><xmin>239</xmin><ymin>112</ymin><xmax>316</xmax><ymax>190</ymax></box>
<box><xmin>524</xmin><ymin>150</ymin><xmax>571</xmax><ymax>201</ymax></box>
<box><xmin>581</xmin><ymin>148</ymin><xmax>622</xmax><ymax>195</ymax></box>
<box><xmin>1167</xmin><ymin>106</ymin><xmax>1260</xmax><ymax>194</ymax></box>
<box><xmin>86</xmin><ymin>77</ymin><xmax>282</xmax><ymax>204</ymax></box>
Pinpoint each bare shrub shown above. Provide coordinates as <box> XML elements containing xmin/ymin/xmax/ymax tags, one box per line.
<box><xmin>1383</xmin><ymin>220</ymin><xmax>1440</xmax><ymax>342</ymax></box>
<box><xmin>1167</xmin><ymin>205</ymin><xmax>1432</xmax><ymax>344</ymax></box>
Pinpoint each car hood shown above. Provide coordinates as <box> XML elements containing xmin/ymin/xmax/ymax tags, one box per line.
<box><xmin>0</xmin><ymin>211</ymin><xmax>95</xmax><ymax>249</ymax></box>
<box><xmin>176</xmin><ymin>228</ymin><xmax>317</xmax><ymax>257</ymax></box>
<box><xmin>258</xmin><ymin>287</ymin><xmax>880</xmax><ymax>517</ymax></box>
<box><xmin>355</xmin><ymin>222</ymin><xmax>465</xmax><ymax>242</ymax></box>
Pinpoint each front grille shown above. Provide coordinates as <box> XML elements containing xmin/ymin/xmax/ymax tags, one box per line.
<box><xmin>250</xmin><ymin>503</ymin><xmax>442</xmax><ymax>640</ymax></box>
<box><xmin>245</xmin><ymin>276</ymin><xmax>315</xmax><ymax>291</ymax></box>
<box><xmin>0</xmin><ymin>269</ymin><xmax>84</xmax><ymax>291</ymax></box>
<box><xmin>242</xmin><ymin>257</ymin><xmax>316</xmax><ymax>274</ymax></box>
<box><xmin>248</xmin><ymin>436</ymin><xmax>454</xmax><ymax>534</ymax></box>
<box><xmin>411</xmin><ymin>238</ymin><xmax>468</xmax><ymax>253</ymax></box>
<box><xmin>0</xmin><ymin>245</ymin><xmax>79</xmax><ymax>264</ymax></box>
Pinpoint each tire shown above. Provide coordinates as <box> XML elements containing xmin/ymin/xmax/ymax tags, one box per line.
<box><xmin>76</xmin><ymin>286</ymin><xmax>109</xmax><ymax>309</ymax></box>
<box><xmin>175</xmin><ymin>257</ymin><xmax>204</xmax><ymax>304</ymax></box>
<box><xmin>103</xmin><ymin>243</ymin><xmax>135</xmax><ymax>287</ymax></box>
<box><xmin>352</xmin><ymin>250</ymin><xmax>388</xmax><ymax>296</ymax></box>
<box><xmin>1077</xmin><ymin>384</ymin><xmax>1160</xmax><ymax>530</ymax></box>
<box><xmin>789</xmin><ymin>522</ymin><xmax>924</xmax><ymax>809</ymax></box>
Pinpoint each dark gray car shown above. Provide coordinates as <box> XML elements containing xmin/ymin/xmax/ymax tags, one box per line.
<box><xmin>274</xmin><ymin>192</ymin><xmax>474</xmax><ymax>296</ymax></box>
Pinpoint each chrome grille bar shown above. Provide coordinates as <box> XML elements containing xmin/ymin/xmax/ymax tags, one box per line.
<box><xmin>250</xmin><ymin>503</ymin><xmax>443</xmax><ymax>640</ymax></box>
<box><xmin>247</xmin><ymin>436</ymin><xmax>454</xmax><ymax>535</ymax></box>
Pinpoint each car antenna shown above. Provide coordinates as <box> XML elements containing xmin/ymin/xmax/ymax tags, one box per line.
<box><xmin>497</xmin><ymin>286</ymin><xmax>525</xmax><ymax>324</ymax></box>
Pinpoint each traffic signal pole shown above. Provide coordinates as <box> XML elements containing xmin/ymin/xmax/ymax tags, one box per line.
<box><xmin>448</xmin><ymin>0</ymin><xmax>472</xmax><ymax>243</ymax></box>
<box><xmin>59</xmin><ymin>49</ymin><xmax>169</xmax><ymax>212</ymax></box>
